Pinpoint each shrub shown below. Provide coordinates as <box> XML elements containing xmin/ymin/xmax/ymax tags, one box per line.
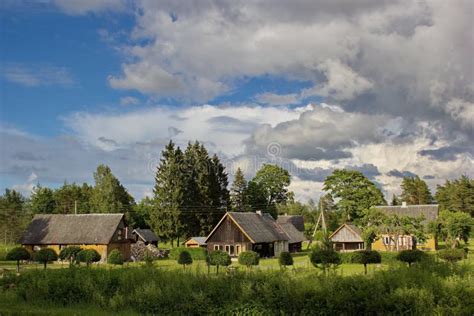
<box><xmin>6</xmin><ymin>247</ymin><xmax>30</xmax><ymax>272</ymax></box>
<box><xmin>437</xmin><ymin>249</ymin><xmax>465</xmax><ymax>264</ymax></box>
<box><xmin>59</xmin><ymin>246</ymin><xmax>82</xmax><ymax>265</ymax></box>
<box><xmin>396</xmin><ymin>249</ymin><xmax>425</xmax><ymax>267</ymax></box>
<box><xmin>309</xmin><ymin>249</ymin><xmax>341</xmax><ymax>274</ymax></box>
<box><xmin>351</xmin><ymin>250</ymin><xmax>381</xmax><ymax>274</ymax></box>
<box><xmin>278</xmin><ymin>252</ymin><xmax>293</xmax><ymax>268</ymax></box>
<box><xmin>77</xmin><ymin>249</ymin><xmax>101</xmax><ymax>267</ymax></box>
<box><xmin>177</xmin><ymin>250</ymin><xmax>193</xmax><ymax>270</ymax></box>
<box><xmin>238</xmin><ymin>251</ymin><xmax>260</xmax><ymax>270</ymax></box>
<box><xmin>169</xmin><ymin>247</ymin><xmax>207</xmax><ymax>260</ymax></box>
<box><xmin>209</xmin><ymin>250</ymin><xmax>231</xmax><ymax>274</ymax></box>
<box><xmin>35</xmin><ymin>248</ymin><xmax>58</xmax><ymax>269</ymax></box>
<box><xmin>108</xmin><ymin>250</ymin><xmax>124</xmax><ymax>265</ymax></box>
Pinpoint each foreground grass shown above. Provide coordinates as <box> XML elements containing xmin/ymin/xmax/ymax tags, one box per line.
<box><xmin>1</xmin><ymin>261</ymin><xmax>473</xmax><ymax>315</ymax></box>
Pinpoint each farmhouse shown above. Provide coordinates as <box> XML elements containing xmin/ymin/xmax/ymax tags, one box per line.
<box><xmin>205</xmin><ymin>211</ymin><xmax>304</xmax><ymax>257</ymax></box>
<box><xmin>20</xmin><ymin>213</ymin><xmax>132</xmax><ymax>261</ymax></box>
<box><xmin>184</xmin><ymin>237</ymin><xmax>207</xmax><ymax>248</ymax></box>
<box><xmin>330</xmin><ymin>203</ymin><xmax>439</xmax><ymax>252</ymax></box>
<box><xmin>276</xmin><ymin>215</ymin><xmax>305</xmax><ymax>252</ymax></box>
<box><xmin>132</xmin><ymin>228</ymin><xmax>159</xmax><ymax>246</ymax></box>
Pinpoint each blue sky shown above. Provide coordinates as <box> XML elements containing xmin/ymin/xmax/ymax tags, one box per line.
<box><xmin>1</xmin><ymin>1</ymin><xmax>472</xmax><ymax>200</ymax></box>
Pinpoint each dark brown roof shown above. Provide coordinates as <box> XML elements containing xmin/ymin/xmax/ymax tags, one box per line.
<box><xmin>20</xmin><ymin>214</ymin><xmax>125</xmax><ymax>245</ymax></box>
<box><xmin>276</xmin><ymin>215</ymin><xmax>305</xmax><ymax>232</ymax></box>
<box><xmin>227</xmin><ymin>212</ymin><xmax>289</xmax><ymax>243</ymax></box>
<box><xmin>375</xmin><ymin>204</ymin><xmax>438</xmax><ymax>224</ymax></box>
<box><xmin>133</xmin><ymin>229</ymin><xmax>159</xmax><ymax>243</ymax></box>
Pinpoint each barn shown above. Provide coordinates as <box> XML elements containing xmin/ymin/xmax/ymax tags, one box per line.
<box><xmin>329</xmin><ymin>223</ymin><xmax>365</xmax><ymax>252</ymax></box>
<box><xmin>20</xmin><ymin>213</ymin><xmax>132</xmax><ymax>261</ymax></box>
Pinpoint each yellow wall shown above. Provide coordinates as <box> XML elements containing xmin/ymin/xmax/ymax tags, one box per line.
<box><xmin>372</xmin><ymin>236</ymin><xmax>436</xmax><ymax>252</ymax></box>
<box><xmin>23</xmin><ymin>244</ymin><xmax>108</xmax><ymax>261</ymax></box>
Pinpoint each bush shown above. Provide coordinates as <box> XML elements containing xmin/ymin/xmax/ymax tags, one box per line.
<box><xmin>278</xmin><ymin>252</ymin><xmax>293</xmax><ymax>268</ymax></box>
<box><xmin>108</xmin><ymin>250</ymin><xmax>124</xmax><ymax>265</ymax></box>
<box><xmin>59</xmin><ymin>246</ymin><xmax>82</xmax><ymax>265</ymax></box>
<box><xmin>34</xmin><ymin>248</ymin><xmax>58</xmax><ymax>269</ymax></box>
<box><xmin>169</xmin><ymin>247</ymin><xmax>207</xmax><ymax>260</ymax></box>
<box><xmin>396</xmin><ymin>249</ymin><xmax>425</xmax><ymax>267</ymax></box>
<box><xmin>351</xmin><ymin>250</ymin><xmax>381</xmax><ymax>274</ymax></box>
<box><xmin>77</xmin><ymin>249</ymin><xmax>101</xmax><ymax>267</ymax></box>
<box><xmin>6</xmin><ymin>247</ymin><xmax>30</xmax><ymax>272</ymax></box>
<box><xmin>177</xmin><ymin>251</ymin><xmax>192</xmax><ymax>270</ymax></box>
<box><xmin>437</xmin><ymin>249</ymin><xmax>465</xmax><ymax>264</ymax></box>
<box><xmin>209</xmin><ymin>250</ymin><xmax>231</xmax><ymax>274</ymax></box>
<box><xmin>238</xmin><ymin>251</ymin><xmax>260</xmax><ymax>270</ymax></box>
<box><xmin>309</xmin><ymin>249</ymin><xmax>341</xmax><ymax>274</ymax></box>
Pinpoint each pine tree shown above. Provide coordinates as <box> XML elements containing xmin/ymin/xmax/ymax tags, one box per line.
<box><xmin>435</xmin><ymin>175</ymin><xmax>474</xmax><ymax>216</ymax></box>
<box><xmin>400</xmin><ymin>176</ymin><xmax>433</xmax><ymax>205</ymax></box>
<box><xmin>0</xmin><ymin>189</ymin><xmax>30</xmax><ymax>244</ymax></box>
<box><xmin>54</xmin><ymin>182</ymin><xmax>92</xmax><ymax>214</ymax></box>
<box><xmin>30</xmin><ymin>185</ymin><xmax>56</xmax><ymax>214</ymax></box>
<box><xmin>210</xmin><ymin>154</ymin><xmax>230</xmax><ymax>222</ymax></box>
<box><xmin>391</xmin><ymin>194</ymin><xmax>400</xmax><ymax>206</ymax></box>
<box><xmin>151</xmin><ymin>141</ymin><xmax>185</xmax><ymax>246</ymax></box>
<box><xmin>231</xmin><ymin>168</ymin><xmax>248</xmax><ymax>212</ymax></box>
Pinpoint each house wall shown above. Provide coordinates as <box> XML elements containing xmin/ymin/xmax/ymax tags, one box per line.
<box><xmin>331</xmin><ymin>226</ymin><xmax>363</xmax><ymax>243</ymax></box>
<box><xmin>372</xmin><ymin>235</ymin><xmax>436</xmax><ymax>251</ymax></box>
<box><xmin>274</xmin><ymin>240</ymin><xmax>289</xmax><ymax>257</ymax></box>
<box><xmin>206</xmin><ymin>216</ymin><xmax>252</xmax><ymax>256</ymax></box>
<box><xmin>23</xmin><ymin>244</ymin><xmax>109</xmax><ymax>261</ymax></box>
<box><xmin>107</xmin><ymin>242</ymin><xmax>131</xmax><ymax>260</ymax></box>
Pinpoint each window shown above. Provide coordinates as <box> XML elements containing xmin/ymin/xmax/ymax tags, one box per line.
<box><xmin>117</xmin><ymin>229</ymin><xmax>123</xmax><ymax>241</ymax></box>
<box><xmin>236</xmin><ymin>245</ymin><xmax>241</xmax><ymax>255</ymax></box>
<box><xmin>383</xmin><ymin>236</ymin><xmax>390</xmax><ymax>245</ymax></box>
<box><xmin>213</xmin><ymin>245</ymin><xmax>223</xmax><ymax>251</ymax></box>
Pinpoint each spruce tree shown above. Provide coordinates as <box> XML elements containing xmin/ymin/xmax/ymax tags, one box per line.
<box><xmin>435</xmin><ymin>175</ymin><xmax>474</xmax><ymax>216</ymax></box>
<box><xmin>400</xmin><ymin>176</ymin><xmax>433</xmax><ymax>205</ymax></box>
<box><xmin>151</xmin><ymin>141</ymin><xmax>185</xmax><ymax>246</ymax></box>
<box><xmin>391</xmin><ymin>194</ymin><xmax>400</xmax><ymax>206</ymax></box>
<box><xmin>30</xmin><ymin>185</ymin><xmax>56</xmax><ymax>214</ymax></box>
<box><xmin>231</xmin><ymin>168</ymin><xmax>248</xmax><ymax>212</ymax></box>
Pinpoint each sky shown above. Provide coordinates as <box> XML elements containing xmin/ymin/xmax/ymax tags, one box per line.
<box><xmin>0</xmin><ymin>0</ymin><xmax>473</xmax><ymax>202</ymax></box>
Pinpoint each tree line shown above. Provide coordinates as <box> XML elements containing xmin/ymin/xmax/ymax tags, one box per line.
<box><xmin>1</xmin><ymin>139</ymin><xmax>472</xmax><ymax>246</ymax></box>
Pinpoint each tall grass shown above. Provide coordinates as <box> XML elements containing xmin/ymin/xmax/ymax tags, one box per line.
<box><xmin>1</xmin><ymin>261</ymin><xmax>472</xmax><ymax>315</ymax></box>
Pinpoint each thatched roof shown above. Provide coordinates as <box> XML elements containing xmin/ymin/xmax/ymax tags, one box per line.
<box><xmin>185</xmin><ymin>237</ymin><xmax>207</xmax><ymax>245</ymax></box>
<box><xmin>20</xmin><ymin>214</ymin><xmax>125</xmax><ymax>245</ymax></box>
<box><xmin>279</xmin><ymin>222</ymin><xmax>305</xmax><ymax>244</ymax></box>
<box><xmin>375</xmin><ymin>204</ymin><xmax>438</xmax><ymax>224</ymax></box>
<box><xmin>133</xmin><ymin>228</ymin><xmax>159</xmax><ymax>243</ymax></box>
<box><xmin>276</xmin><ymin>215</ymin><xmax>305</xmax><ymax>232</ymax></box>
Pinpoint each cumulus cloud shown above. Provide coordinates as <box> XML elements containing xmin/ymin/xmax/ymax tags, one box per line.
<box><xmin>255</xmin><ymin>92</ymin><xmax>300</xmax><ymax>106</ymax></box>
<box><xmin>120</xmin><ymin>96</ymin><xmax>140</xmax><ymax>106</ymax></box>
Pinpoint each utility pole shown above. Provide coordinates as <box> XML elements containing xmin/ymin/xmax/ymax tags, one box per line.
<box><xmin>74</xmin><ymin>200</ymin><xmax>77</xmax><ymax>215</ymax></box>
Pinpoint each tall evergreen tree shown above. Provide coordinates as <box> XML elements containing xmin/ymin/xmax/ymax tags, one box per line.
<box><xmin>400</xmin><ymin>176</ymin><xmax>433</xmax><ymax>205</ymax></box>
<box><xmin>54</xmin><ymin>182</ymin><xmax>93</xmax><ymax>214</ymax></box>
<box><xmin>435</xmin><ymin>175</ymin><xmax>474</xmax><ymax>216</ymax></box>
<box><xmin>391</xmin><ymin>194</ymin><xmax>401</xmax><ymax>206</ymax></box>
<box><xmin>151</xmin><ymin>141</ymin><xmax>186</xmax><ymax>246</ymax></box>
<box><xmin>0</xmin><ymin>189</ymin><xmax>30</xmax><ymax>244</ymax></box>
<box><xmin>30</xmin><ymin>185</ymin><xmax>56</xmax><ymax>214</ymax></box>
<box><xmin>230</xmin><ymin>168</ymin><xmax>248</xmax><ymax>212</ymax></box>
<box><xmin>210</xmin><ymin>154</ymin><xmax>230</xmax><ymax>221</ymax></box>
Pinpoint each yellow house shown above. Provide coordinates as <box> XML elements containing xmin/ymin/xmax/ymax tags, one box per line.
<box><xmin>330</xmin><ymin>204</ymin><xmax>438</xmax><ymax>252</ymax></box>
<box><xmin>20</xmin><ymin>213</ymin><xmax>132</xmax><ymax>261</ymax></box>
<box><xmin>184</xmin><ymin>237</ymin><xmax>207</xmax><ymax>248</ymax></box>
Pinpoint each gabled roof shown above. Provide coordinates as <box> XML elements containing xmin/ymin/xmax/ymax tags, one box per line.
<box><xmin>185</xmin><ymin>237</ymin><xmax>207</xmax><ymax>245</ymax></box>
<box><xmin>329</xmin><ymin>223</ymin><xmax>363</xmax><ymax>243</ymax></box>
<box><xmin>133</xmin><ymin>228</ymin><xmax>159</xmax><ymax>243</ymax></box>
<box><xmin>206</xmin><ymin>212</ymin><xmax>290</xmax><ymax>244</ymax></box>
<box><xmin>20</xmin><ymin>214</ymin><xmax>125</xmax><ymax>245</ymax></box>
<box><xmin>279</xmin><ymin>222</ymin><xmax>305</xmax><ymax>244</ymax></box>
<box><xmin>375</xmin><ymin>204</ymin><xmax>438</xmax><ymax>224</ymax></box>
<box><xmin>276</xmin><ymin>215</ymin><xmax>305</xmax><ymax>232</ymax></box>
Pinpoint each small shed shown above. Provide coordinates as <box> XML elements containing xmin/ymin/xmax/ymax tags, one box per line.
<box><xmin>184</xmin><ymin>237</ymin><xmax>207</xmax><ymax>248</ymax></box>
<box><xmin>132</xmin><ymin>228</ymin><xmax>159</xmax><ymax>246</ymax></box>
<box><xmin>329</xmin><ymin>223</ymin><xmax>364</xmax><ymax>252</ymax></box>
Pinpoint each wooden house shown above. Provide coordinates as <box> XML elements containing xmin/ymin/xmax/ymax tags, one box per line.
<box><xmin>205</xmin><ymin>211</ymin><xmax>304</xmax><ymax>257</ymax></box>
<box><xmin>132</xmin><ymin>228</ymin><xmax>159</xmax><ymax>246</ymax></box>
<box><xmin>276</xmin><ymin>215</ymin><xmax>305</xmax><ymax>252</ymax></box>
<box><xmin>184</xmin><ymin>237</ymin><xmax>207</xmax><ymax>248</ymax></box>
<box><xmin>372</xmin><ymin>203</ymin><xmax>438</xmax><ymax>251</ymax></box>
<box><xmin>20</xmin><ymin>213</ymin><xmax>132</xmax><ymax>261</ymax></box>
<box><xmin>329</xmin><ymin>223</ymin><xmax>364</xmax><ymax>252</ymax></box>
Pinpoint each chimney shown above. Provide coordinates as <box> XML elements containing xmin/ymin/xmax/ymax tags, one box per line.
<box><xmin>256</xmin><ymin>210</ymin><xmax>262</xmax><ymax>216</ymax></box>
<box><xmin>402</xmin><ymin>201</ymin><xmax>407</xmax><ymax>207</ymax></box>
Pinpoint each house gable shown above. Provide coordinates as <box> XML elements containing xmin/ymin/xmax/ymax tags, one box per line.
<box><xmin>206</xmin><ymin>215</ymin><xmax>252</xmax><ymax>244</ymax></box>
<box><xmin>330</xmin><ymin>224</ymin><xmax>363</xmax><ymax>243</ymax></box>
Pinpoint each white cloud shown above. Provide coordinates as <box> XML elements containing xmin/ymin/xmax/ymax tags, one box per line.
<box><xmin>120</xmin><ymin>96</ymin><xmax>140</xmax><ymax>106</ymax></box>
<box><xmin>12</xmin><ymin>173</ymin><xmax>38</xmax><ymax>196</ymax></box>
<box><xmin>2</xmin><ymin>63</ymin><xmax>75</xmax><ymax>87</ymax></box>
<box><xmin>255</xmin><ymin>92</ymin><xmax>300</xmax><ymax>106</ymax></box>
<box><xmin>444</xmin><ymin>99</ymin><xmax>474</xmax><ymax>129</ymax></box>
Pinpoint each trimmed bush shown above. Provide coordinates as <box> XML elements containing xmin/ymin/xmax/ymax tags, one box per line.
<box><xmin>396</xmin><ymin>249</ymin><xmax>425</xmax><ymax>267</ymax></box>
<box><xmin>278</xmin><ymin>251</ymin><xmax>293</xmax><ymax>268</ymax></box>
<box><xmin>108</xmin><ymin>249</ymin><xmax>124</xmax><ymax>265</ymax></box>
<box><xmin>35</xmin><ymin>248</ymin><xmax>58</xmax><ymax>269</ymax></box>
<box><xmin>238</xmin><ymin>251</ymin><xmax>260</xmax><ymax>270</ymax></box>
<box><xmin>177</xmin><ymin>250</ymin><xmax>192</xmax><ymax>270</ymax></box>
<box><xmin>351</xmin><ymin>250</ymin><xmax>381</xmax><ymax>274</ymax></box>
<box><xmin>6</xmin><ymin>247</ymin><xmax>30</xmax><ymax>272</ymax></box>
<box><xmin>59</xmin><ymin>246</ymin><xmax>82</xmax><ymax>265</ymax></box>
<box><xmin>437</xmin><ymin>248</ymin><xmax>465</xmax><ymax>264</ymax></box>
<box><xmin>77</xmin><ymin>249</ymin><xmax>101</xmax><ymax>267</ymax></box>
<box><xmin>169</xmin><ymin>247</ymin><xmax>207</xmax><ymax>260</ymax></box>
<box><xmin>209</xmin><ymin>250</ymin><xmax>231</xmax><ymax>274</ymax></box>
<box><xmin>309</xmin><ymin>249</ymin><xmax>341</xmax><ymax>274</ymax></box>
